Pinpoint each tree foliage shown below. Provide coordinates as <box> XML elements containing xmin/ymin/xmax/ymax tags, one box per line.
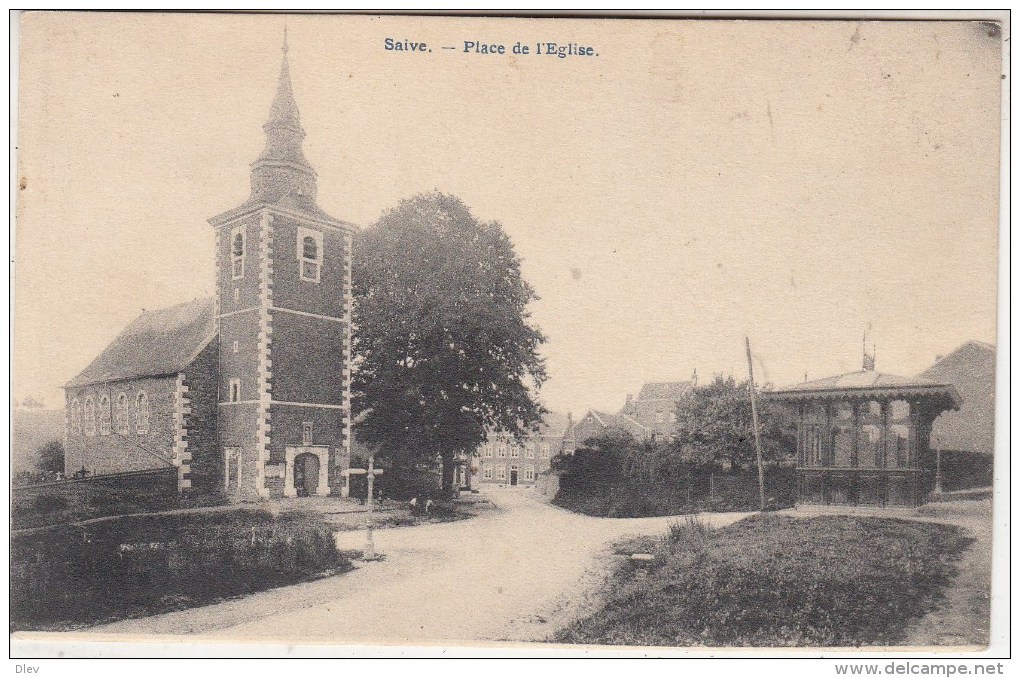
<box><xmin>352</xmin><ymin>192</ymin><xmax>547</xmax><ymax>492</ymax></box>
<box><xmin>35</xmin><ymin>441</ymin><xmax>64</xmax><ymax>474</ymax></box>
<box><xmin>673</xmin><ymin>374</ymin><xmax>794</xmax><ymax>470</ymax></box>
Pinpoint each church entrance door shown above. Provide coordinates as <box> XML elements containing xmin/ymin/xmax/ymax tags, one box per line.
<box><xmin>293</xmin><ymin>452</ymin><xmax>320</xmax><ymax>497</ymax></box>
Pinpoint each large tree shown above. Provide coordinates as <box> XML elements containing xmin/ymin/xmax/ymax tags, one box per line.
<box><xmin>673</xmin><ymin>375</ymin><xmax>795</xmax><ymax>470</ymax></box>
<box><xmin>352</xmin><ymin>192</ymin><xmax>548</xmax><ymax>494</ymax></box>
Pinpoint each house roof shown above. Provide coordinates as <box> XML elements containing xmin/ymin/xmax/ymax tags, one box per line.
<box><xmin>636</xmin><ymin>381</ymin><xmax>693</xmax><ymax>401</ymax></box>
<box><xmin>65</xmin><ymin>298</ymin><xmax>216</xmax><ymax>389</ymax></box>
<box><xmin>769</xmin><ymin>369</ymin><xmax>962</xmax><ymax>408</ymax></box>
<box><xmin>580</xmin><ymin>409</ymin><xmax>649</xmax><ymax>437</ymax></box>
<box><xmin>537</xmin><ymin>411</ymin><xmax>573</xmax><ymax>437</ymax></box>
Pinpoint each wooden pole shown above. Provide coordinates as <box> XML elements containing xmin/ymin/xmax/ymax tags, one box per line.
<box><xmin>745</xmin><ymin>337</ymin><xmax>767</xmax><ymax>512</ymax></box>
<box><xmin>364</xmin><ymin>453</ymin><xmax>376</xmax><ymax>559</ymax></box>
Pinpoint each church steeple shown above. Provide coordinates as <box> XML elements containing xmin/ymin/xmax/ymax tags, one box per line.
<box><xmin>249</xmin><ymin>29</ymin><xmax>318</xmax><ymax>207</ymax></box>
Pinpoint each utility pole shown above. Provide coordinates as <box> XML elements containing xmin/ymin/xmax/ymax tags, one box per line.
<box><xmin>933</xmin><ymin>436</ymin><xmax>944</xmax><ymax>499</ymax></box>
<box><xmin>745</xmin><ymin>337</ymin><xmax>767</xmax><ymax>512</ymax></box>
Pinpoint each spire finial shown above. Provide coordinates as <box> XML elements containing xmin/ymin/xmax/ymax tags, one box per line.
<box><xmin>282</xmin><ymin>24</ymin><xmax>289</xmax><ymax>54</ymax></box>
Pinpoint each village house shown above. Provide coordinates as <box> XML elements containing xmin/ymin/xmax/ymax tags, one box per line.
<box><xmin>917</xmin><ymin>340</ymin><xmax>996</xmax><ymax>489</ymax></box>
<box><xmin>769</xmin><ymin>360</ymin><xmax>962</xmax><ymax>508</ymax></box>
<box><xmin>470</xmin><ymin>413</ymin><xmax>573</xmax><ymax>487</ymax></box>
<box><xmin>64</xmin><ymin>37</ymin><xmax>356</xmax><ymax>501</ymax></box>
<box><xmin>571</xmin><ymin>380</ymin><xmax>695</xmax><ymax>448</ymax></box>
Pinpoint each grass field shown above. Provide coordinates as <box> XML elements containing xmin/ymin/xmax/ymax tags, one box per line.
<box><xmin>556</xmin><ymin>514</ymin><xmax>972</xmax><ymax>647</ymax></box>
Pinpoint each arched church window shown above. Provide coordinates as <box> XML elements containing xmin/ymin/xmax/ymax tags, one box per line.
<box><xmin>136</xmin><ymin>391</ymin><xmax>150</xmax><ymax>434</ymax></box>
<box><xmin>297</xmin><ymin>227</ymin><xmax>322</xmax><ymax>283</ymax></box>
<box><xmin>231</xmin><ymin>225</ymin><xmax>246</xmax><ymax>280</ymax></box>
<box><xmin>114</xmin><ymin>393</ymin><xmax>129</xmax><ymax>434</ymax></box>
<box><xmin>302</xmin><ymin>235</ymin><xmax>317</xmax><ymax>260</ymax></box>
<box><xmin>84</xmin><ymin>397</ymin><xmax>96</xmax><ymax>436</ymax></box>
<box><xmin>99</xmin><ymin>395</ymin><xmax>112</xmax><ymax>435</ymax></box>
<box><xmin>71</xmin><ymin>399</ymin><xmax>81</xmax><ymax>434</ymax></box>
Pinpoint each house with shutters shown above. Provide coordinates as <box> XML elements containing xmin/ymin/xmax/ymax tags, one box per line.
<box><xmin>471</xmin><ymin>412</ymin><xmax>573</xmax><ymax>487</ymax></box>
<box><xmin>64</xmin><ymin>35</ymin><xmax>355</xmax><ymax>501</ymax></box>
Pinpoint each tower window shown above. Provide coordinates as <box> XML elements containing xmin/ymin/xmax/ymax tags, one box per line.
<box><xmin>297</xmin><ymin>227</ymin><xmax>322</xmax><ymax>283</ymax></box>
<box><xmin>231</xmin><ymin>225</ymin><xmax>246</xmax><ymax>280</ymax></box>
<box><xmin>232</xmin><ymin>340</ymin><xmax>239</xmax><ymax>353</ymax></box>
<box><xmin>136</xmin><ymin>391</ymin><xmax>150</xmax><ymax>434</ymax></box>
<box><xmin>302</xmin><ymin>421</ymin><xmax>313</xmax><ymax>446</ymax></box>
<box><xmin>229</xmin><ymin>379</ymin><xmax>241</xmax><ymax>402</ymax></box>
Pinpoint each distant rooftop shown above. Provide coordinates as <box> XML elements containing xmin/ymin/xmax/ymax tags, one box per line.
<box><xmin>635</xmin><ymin>381</ymin><xmax>693</xmax><ymax>401</ymax></box>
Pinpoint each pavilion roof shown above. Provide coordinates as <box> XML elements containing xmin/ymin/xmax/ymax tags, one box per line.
<box><xmin>768</xmin><ymin>370</ymin><xmax>962</xmax><ymax>409</ymax></box>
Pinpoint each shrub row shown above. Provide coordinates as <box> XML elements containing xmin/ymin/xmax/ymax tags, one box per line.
<box><xmin>11</xmin><ymin>509</ymin><xmax>350</xmax><ymax>630</ymax></box>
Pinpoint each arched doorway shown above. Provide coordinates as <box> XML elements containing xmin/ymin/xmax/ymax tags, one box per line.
<box><xmin>293</xmin><ymin>452</ymin><xmax>320</xmax><ymax>497</ymax></box>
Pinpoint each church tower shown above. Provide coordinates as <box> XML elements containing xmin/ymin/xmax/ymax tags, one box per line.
<box><xmin>209</xmin><ymin>33</ymin><xmax>354</xmax><ymax>499</ymax></box>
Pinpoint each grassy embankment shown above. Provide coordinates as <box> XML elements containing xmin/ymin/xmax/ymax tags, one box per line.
<box><xmin>11</xmin><ymin>509</ymin><xmax>351</xmax><ymax>631</ymax></box>
<box><xmin>557</xmin><ymin>514</ymin><xmax>972</xmax><ymax>647</ymax></box>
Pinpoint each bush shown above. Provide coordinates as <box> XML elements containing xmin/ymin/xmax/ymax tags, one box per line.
<box><xmin>557</xmin><ymin>515</ymin><xmax>972</xmax><ymax>647</ymax></box>
<box><xmin>11</xmin><ymin>509</ymin><xmax>351</xmax><ymax>630</ymax></box>
<box><xmin>554</xmin><ymin>467</ymin><xmax>797</xmax><ymax>518</ymax></box>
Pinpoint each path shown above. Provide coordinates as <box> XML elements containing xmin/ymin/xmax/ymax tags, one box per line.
<box><xmin>57</xmin><ymin>488</ymin><xmax>750</xmax><ymax>645</ymax></box>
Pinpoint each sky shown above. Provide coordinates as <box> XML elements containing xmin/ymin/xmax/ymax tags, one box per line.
<box><xmin>14</xmin><ymin>13</ymin><xmax>1003</xmax><ymax>418</ymax></box>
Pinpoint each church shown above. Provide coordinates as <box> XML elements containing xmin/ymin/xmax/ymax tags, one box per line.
<box><xmin>63</xmin><ymin>37</ymin><xmax>355</xmax><ymax>501</ymax></box>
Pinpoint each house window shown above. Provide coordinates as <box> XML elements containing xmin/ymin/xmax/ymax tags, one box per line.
<box><xmin>99</xmin><ymin>395</ymin><xmax>112</xmax><ymax>435</ymax></box>
<box><xmin>233</xmin><ymin>288</ymin><xmax>240</xmax><ymax>301</ymax></box>
<box><xmin>231</xmin><ymin>225</ymin><xmax>246</xmax><ymax>279</ymax></box>
<box><xmin>70</xmin><ymin>399</ymin><xmax>81</xmax><ymax>434</ymax></box>
<box><xmin>483</xmin><ymin>468</ymin><xmax>493</xmax><ymax>480</ymax></box>
<box><xmin>84</xmin><ymin>397</ymin><xmax>96</xmax><ymax>436</ymax></box>
<box><xmin>524</xmin><ymin>466</ymin><xmax>535</xmax><ymax>481</ymax></box>
<box><xmin>303</xmin><ymin>421</ymin><xmax>314</xmax><ymax>446</ymax></box>
<box><xmin>540</xmin><ymin>444</ymin><xmax>550</xmax><ymax>458</ymax></box>
<box><xmin>655</xmin><ymin>411</ymin><xmax>665</xmax><ymax>423</ymax></box>
<box><xmin>136</xmin><ymin>391</ymin><xmax>150</xmax><ymax>434</ymax></box>
<box><xmin>297</xmin><ymin>227</ymin><xmax>323</xmax><ymax>283</ymax></box>
<box><xmin>229</xmin><ymin>379</ymin><xmax>241</xmax><ymax>402</ymax></box>
<box><xmin>497</xmin><ymin>444</ymin><xmax>506</xmax><ymax>458</ymax></box>
<box><xmin>483</xmin><ymin>443</ymin><xmax>493</xmax><ymax>458</ymax></box>
<box><xmin>232</xmin><ymin>340</ymin><xmax>239</xmax><ymax>353</ymax></box>
<box><xmin>114</xmin><ymin>392</ymin><xmax>129</xmax><ymax>434</ymax></box>
<box><xmin>497</xmin><ymin>467</ymin><xmax>506</xmax><ymax>480</ymax></box>
<box><xmin>510</xmin><ymin>445</ymin><xmax>520</xmax><ymax>458</ymax></box>
<box><xmin>525</xmin><ymin>443</ymin><xmax>535</xmax><ymax>459</ymax></box>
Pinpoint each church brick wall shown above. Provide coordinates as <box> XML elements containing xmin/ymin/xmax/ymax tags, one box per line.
<box><xmin>269</xmin><ymin>215</ymin><xmax>348</xmax><ymax>319</ymax></box>
<box><xmin>182</xmin><ymin>339</ymin><xmax>220</xmax><ymax>495</ymax></box>
<box><xmin>64</xmin><ymin>376</ymin><xmax>178</xmax><ymax>477</ymax></box>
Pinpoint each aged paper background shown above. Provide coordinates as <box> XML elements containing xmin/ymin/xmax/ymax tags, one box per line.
<box><xmin>11</xmin><ymin>11</ymin><xmax>1006</xmax><ymax>658</ymax></box>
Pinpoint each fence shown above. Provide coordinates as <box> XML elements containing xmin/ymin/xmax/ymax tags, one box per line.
<box><xmin>11</xmin><ymin>467</ymin><xmax>181</xmax><ymax>530</ymax></box>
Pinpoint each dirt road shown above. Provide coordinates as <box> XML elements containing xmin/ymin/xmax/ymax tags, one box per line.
<box><xmin>78</xmin><ymin>488</ymin><xmax>749</xmax><ymax>645</ymax></box>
